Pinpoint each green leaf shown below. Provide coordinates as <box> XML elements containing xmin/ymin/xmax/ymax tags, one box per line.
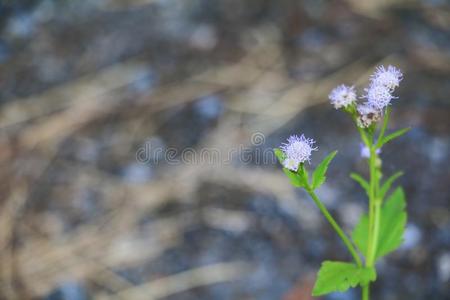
<box><xmin>352</xmin><ymin>213</ymin><xmax>369</xmax><ymax>255</ymax></box>
<box><xmin>376</xmin><ymin>188</ymin><xmax>407</xmax><ymax>258</ymax></box>
<box><xmin>375</xmin><ymin>107</ymin><xmax>391</xmax><ymax>148</ymax></box>
<box><xmin>299</xmin><ymin>164</ymin><xmax>310</xmax><ymax>187</ymax></box>
<box><xmin>352</xmin><ymin>188</ymin><xmax>407</xmax><ymax>260</ymax></box>
<box><xmin>312</xmin><ymin>261</ymin><xmax>376</xmax><ymax>296</ymax></box>
<box><xmin>282</xmin><ymin>168</ymin><xmax>304</xmax><ymax>188</ymax></box>
<box><xmin>311</xmin><ymin>151</ymin><xmax>338</xmax><ymax>190</ymax></box>
<box><xmin>275</xmin><ymin>148</ymin><xmax>305</xmax><ymax>188</ymax></box>
<box><xmin>273</xmin><ymin>148</ymin><xmax>286</xmax><ymax>165</ymax></box>
<box><xmin>379</xmin><ymin>171</ymin><xmax>403</xmax><ymax>200</ymax></box>
<box><xmin>350</xmin><ymin>173</ymin><xmax>370</xmax><ymax>195</ymax></box>
<box><xmin>380</xmin><ymin>128</ymin><xmax>410</xmax><ymax>147</ymax></box>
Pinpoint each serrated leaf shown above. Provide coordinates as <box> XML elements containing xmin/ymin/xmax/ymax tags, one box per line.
<box><xmin>352</xmin><ymin>188</ymin><xmax>407</xmax><ymax>260</ymax></box>
<box><xmin>380</xmin><ymin>128</ymin><xmax>410</xmax><ymax>146</ymax></box>
<box><xmin>379</xmin><ymin>172</ymin><xmax>403</xmax><ymax>200</ymax></box>
<box><xmin>273</xmin><ymin>148</ymin><xmax>286</xmax><ymax>165</ymax></box>
<box><xmin>350</xmin><ymin>173</ymin><xmax>370</xmax><ymax>195</ymax></box>
<box><xmin>282</xmin><ymin>168</ymin><xmax>304</xmax><ymax>187</ymax></box>
<box><xmin>376</xmin><ymin>188</ymin><xmax>407</xmax><ymax>258</ymax></box>
<box><xmin>312</xmin><ymin>151</ymin><xmax>338</xmax><ymax>190</ymax></box>
<box><xmin>352</xmin><ymin>213</ymin><xmax>369</xmax><ymax>255</ymax></box>
<box><xmin>312</xmin><ymin>261</ymin><xmax>376</xmax><ymax>296</ymax></box>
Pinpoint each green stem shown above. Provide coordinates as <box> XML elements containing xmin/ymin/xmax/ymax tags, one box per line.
<box><xmin>363</xmin><ymin>142</ymin><xmax>384</xmax><ymax>300</ymax></box>
<box><xmin>366</xmin><ymin>200</ymin><xmax>374</xmax><ymax>263</ymax></box>
<box><xmin>306</xmin><ymin>189</ymin><xmax>362</xmax><ymax>267</ymax></box>
<box><xmin>366</xmin><ymin>140</ymin><xmax>376</xmax><ymax>265</ymax></box>
<box><xmin>369</xmin><ymin>202</ymin><xmax>381</xmax><ymax>265</ymax></box>
<box><xmin>357</xmin><ymin>125</ymin><xmax>370</xmax><ymax>147</ymax></box>
<box><xmin>362</xmin><ymin>284</ymin><xmax>369</xmax><ymax>300</ymax></box>
<box><xmin>367</xmin><ymin>146</ymin><xmax>382</xmax><ymax>266</ymax></box>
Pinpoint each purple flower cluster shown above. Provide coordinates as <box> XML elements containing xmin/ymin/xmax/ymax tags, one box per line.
<box><xmin>280</xmin><ymin>134</ymin><xmax>318</xmax><ymax>171</ymax></box>
<box><xmin>362</xmin><ymin>65</ymin><xmax>402</xmax><ymax>110</ymax></box>
<box><xmin>329</xmin><ymin>85</ymin><xmax>357</xmax><ymax>109</ymax></box>
<box><xmin>329</xmin><ymin>65</ymin><xmax>403</xmax><ymax>128</ymax></box>
<box><xmin>370</xmin><ymin>65</ymin><xmax>403</xmax><ymax>91</ymax></box>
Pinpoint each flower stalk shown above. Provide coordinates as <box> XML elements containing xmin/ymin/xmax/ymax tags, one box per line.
<box><xmin>306</xmin><ymin>187</ymin><xmax>362</xmax><ymax>267</ymax></box>
<box><xmin>364</xmin><ymin>142</ymin><xmax>382</xmax><ymax>299</ymax></box>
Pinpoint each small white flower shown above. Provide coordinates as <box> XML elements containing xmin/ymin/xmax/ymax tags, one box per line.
<box><xmin>363</xmin><ymin>84</ymin><xmax>394</xmax><ymax>110</ymax></box>
<box><xmin>356</xmin><ymin>103</ymin><xmax>382</xmax><ymax>128</ymax></box>
<box><xmin>360</xmin><ymin>143</ymin><xmax>381</xmax><ymax>159</ymax></box>
<box><xmin>328</xmin><ymin>85</ymin><xmax>357</xmax><ymax>109</ymax></box>
<box><xmin>370</xmin><ymin>65</ymin><xmax>403</xmax><ymax>91</ymax></box>
<box><xmin>280</xmin><ymin>134</ymin><xmax>318</xmax><ymax>171</ymax></box>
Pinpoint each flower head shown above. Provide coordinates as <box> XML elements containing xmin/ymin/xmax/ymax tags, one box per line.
<box><xmin>370</xmin><ymin>65</ymin><xmax>403</xmax><ymax>91</ymax></box>
<box><xmin>280</xmin><ymin>134</ymin><xmax>317</xmax><ymax>171</ymax></box>
<box><xmin>356</xmin><ymin>103</ymin><xmax>382</xmax><ymax>128</ymax></box>
<box><xmin>363</xmin><ymin>84</ymin><xmax>394</xmax><ymax>110</ymax></box>
<box><xmin>328</xmin><ymin>85</ymin><xmax>357</xmax><ymax>109</ymax></box>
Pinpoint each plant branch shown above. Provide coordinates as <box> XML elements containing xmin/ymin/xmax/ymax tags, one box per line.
<box><xmin>362</xmin><ymin>284</ymin><xmax>369</xmax><ymax>300</ymax></box>
<box><xmin>306</xmin><ymin>189</ymin><xmax>362</xmax><ymax>267</ymax></box>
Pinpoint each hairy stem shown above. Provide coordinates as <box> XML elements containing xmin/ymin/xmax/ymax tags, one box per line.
<box><xmin>306</xmin><ymin>189</ymin><xmax>362</xmax><ymax>267</ymax></box>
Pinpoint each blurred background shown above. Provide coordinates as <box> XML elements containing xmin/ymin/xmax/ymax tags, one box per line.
<box><xmin>0</xmin><ymin>0</ymin><xmax>449</xmax><ymax>299</ymax></box>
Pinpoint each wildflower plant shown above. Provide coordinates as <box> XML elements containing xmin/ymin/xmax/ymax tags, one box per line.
<box><xmin>274</xmin><ymin>65</ymin><xmax>409</xmax><ymax>299</ymax></box>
